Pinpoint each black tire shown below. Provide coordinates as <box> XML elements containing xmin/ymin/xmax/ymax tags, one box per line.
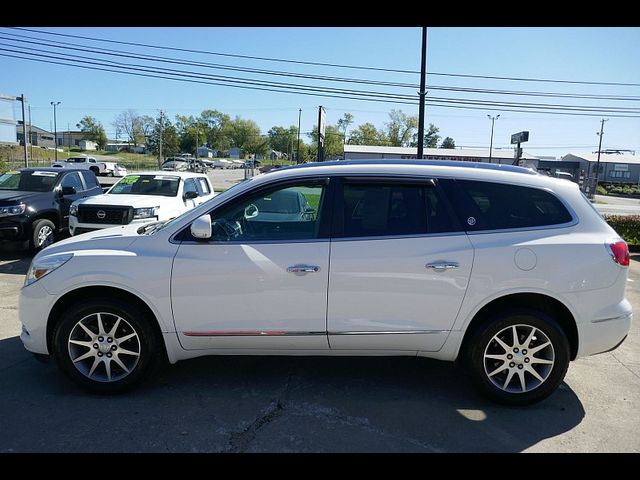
<box><xmin>467</xmin><ymin>309</ymin><xmax>570</xmax><ymax>406</ymax></box>
<box><xmin>52</xmin><ymin>297</ymin><xmax>163</xmax><ymax>394</ymax></box>
<box><xmin>30</xmin><ymin>219</ymin><xmax>56</xmax><ymax>251</ymax></box>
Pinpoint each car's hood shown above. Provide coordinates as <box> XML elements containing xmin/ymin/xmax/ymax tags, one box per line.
<box><xmin>35</xmin><ymin>222</ymin><xmax>145</xmax><ymax>259</ymax></box>
<box><xmin>0</xmin><ymin>190</ymin><xmax>47</xmax><ymax>205</ymax></box>
<box><xmin>75</xmin><ymin>193</ymin><xmax>178</xmax><ymax>208</ymax></box>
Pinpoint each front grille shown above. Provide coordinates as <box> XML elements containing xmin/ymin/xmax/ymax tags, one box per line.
<box><xmin>78</xmin><ymin>205</ymin><xmax>133</xmax><ymax>225</ymax></box>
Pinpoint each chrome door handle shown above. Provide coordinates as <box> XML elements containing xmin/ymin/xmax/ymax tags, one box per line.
<box><xmin>287</xmin><ymin>265</ymin><xmax>320</xmax><ymax>274</ymax></box>
<box><xmin>426</xmin><ymin>261</ymin><xmax>459</xmax><ymax>271</ymax></box>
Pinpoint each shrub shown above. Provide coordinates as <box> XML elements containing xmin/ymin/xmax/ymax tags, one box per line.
<box><xmin>596</xmin><ymin>184</ymin><xmax>608</xmax><ymax>195</ymax></box>
<box><xmin>604</xmin><ymin>214</ymin><xmax>640</xmax><ymax>245</ymax></box>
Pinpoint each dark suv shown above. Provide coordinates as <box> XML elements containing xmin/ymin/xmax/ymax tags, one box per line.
<box><xmin>0</xmin><ymin>168</ymin><xmax>103</xmax><ymax>250</ymax></box>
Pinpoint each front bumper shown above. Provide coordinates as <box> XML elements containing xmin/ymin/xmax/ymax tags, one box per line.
<box><xmin>19</xmin><ymin>281</ymin><xmax>54</xmax><ymax>355</ymax></box>
<box><xmin>0</xmin><ymin>216</ymin><xmax>30</xmax><ymax>241</ymax></box>
<box><xmin>69</xmin><ymin>216</ymin><xmax>156</xmax><ymax>235</ymax></box>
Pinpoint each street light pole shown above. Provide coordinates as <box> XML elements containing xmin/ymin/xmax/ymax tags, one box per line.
<box><xmin>487</xmin><ymin>114</ymin><xmax>500</xmax><ymax>163</ymax></box>
<box><xmin>50</xmin><ymin>101</ymin><xmax>61</xmax><ymax>162</ymax></box>
<box><xmin>416</xmin><ymin>27</ymin><xmax>427</xmax><ymax>160</ymax></box>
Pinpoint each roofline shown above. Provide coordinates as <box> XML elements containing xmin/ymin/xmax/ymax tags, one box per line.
<box><xmin>277</xmin><ymin>159</ymin><xmax>537</xmax><ymax>175</ymax></box>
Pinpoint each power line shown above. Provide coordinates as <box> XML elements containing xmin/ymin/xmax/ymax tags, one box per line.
<box><xmin>9</xmin><ymin>26</ymin><xmax>640</xmax><ymax>88</ymax></box>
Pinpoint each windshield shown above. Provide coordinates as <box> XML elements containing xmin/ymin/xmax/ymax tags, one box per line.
<box><xmin>143</xmin><ymin>179</ymin><xmax>248</xmax><ymax>235</ymax></box>
<box><xmin>109</xmin><ymin>174</ymin><xmax>180</xmax><ymax>197</ymax></box>
<box><xmin>0</xmin><ymin>171</ymin><xmax>58</xmax><ymax>192</ymax></box>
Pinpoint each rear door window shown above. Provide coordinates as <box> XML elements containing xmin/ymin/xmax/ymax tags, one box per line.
<box><xmin>454</xmin><ymin>180</ymin><xmax>573</xmax><ymax>230</ymax></box>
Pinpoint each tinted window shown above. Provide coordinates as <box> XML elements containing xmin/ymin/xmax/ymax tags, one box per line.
<box><xmin>109</xmin><ymin>175</ymin><xmax>180</xmax><ymax>197</ymax></box>
<box><xmin>60</xmin><ymin>172</ymin><xmax>84</xmax><ymax>192</ymax></box>
<box><xmin>81</xmin><ymin>170</ymin><xmax>100</xmax><ymax>189</ymax></box>
<box><xmin>456</xmin><ymin>180</ymin><xmax>573</xmax><ymax>230</ymax></box>
<box><xmin>341</xmin><ymin>182</ymin><xmax>455</xmax><ymax>238</ymax></box>
<box><xmin>184</xmin><ymin>179</ymin><xmax>198</xmax><ymax>196</ymax></box>
<box><xmin>210</xmin><ymin>183</ymin><xmax>325</xmax><ymax>242</ymax></box>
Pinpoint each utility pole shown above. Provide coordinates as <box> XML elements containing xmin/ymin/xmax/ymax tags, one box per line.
<box><xmin>416</xmin><ymin>27</ymin><xmax>428</xmax><ymax>160</ymax></box>
<box><xmin>158</xmin><ymin>110</ymin><xmax>164</xmax><ymax>169</ymax></box>
<box><xmin>28</xmin><ymin>104</ymin><xmax>33</xmax><ymax>162</ymax></box>
<box><xmin>50</xmin><ymin>101</ymin><xmax>60</xmax><ymax>162</ymax></box>
<box><xmin>296</xmin><ymin>108</ymin><xmax>301</xmax><ymax>164</ymax></box>
<box><xmin>19</xmin><ymin>94</ymin><xmax>28</xmax><ymax>168</ymax></box>
<box><xmin>594</xmin><ymin>118</ymin><xmax>609</xmax><ymax>195</ymax></box>
<box><xmin>487</xmin><ymin>114</ymin><xmax>500</xmax><ymax>163</ymax></box>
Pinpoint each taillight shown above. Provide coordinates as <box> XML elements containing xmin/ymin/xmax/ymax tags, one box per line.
<box><xmin>607</xmin><ymin>240</ymin><xmax>630</xmax><ymax>267</ymax></box>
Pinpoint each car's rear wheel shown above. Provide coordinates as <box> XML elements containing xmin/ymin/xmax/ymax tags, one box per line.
<box><xmin>52</xmin><ymin>298</ymin><xmax>162</xmax><ymax>393</ymax></box>
<box><xmin>467</xmin><ymin>309</ymin><xmax>570</xmax><ymax>405</ymax></box>
<box><xmin>31</xmin><ymin>219</ymin><xmax>56</xmax><ymax>251</ymax></box>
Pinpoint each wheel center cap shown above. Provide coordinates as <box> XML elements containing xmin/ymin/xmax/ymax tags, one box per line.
<box><xmin>513</xmin><ymin>352</ymin><xmax>525</xmax><ymax>365</ymax></box>
<box><xmin>98</xmin><ymin>342</ymin><xmax>111</xmax><ymax>354</ymax></box>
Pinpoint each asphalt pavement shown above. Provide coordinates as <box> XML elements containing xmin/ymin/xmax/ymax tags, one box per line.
<box><xmin>0</xmin><ymin>241</ymin><xmax>638</xmax><ymax>452</ymax></box>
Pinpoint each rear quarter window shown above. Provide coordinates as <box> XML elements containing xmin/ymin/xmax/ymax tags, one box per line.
<box><xmin>454</xmin><ymin>180</ymin><xmax>573</xmax><ymax>230</ymax></box>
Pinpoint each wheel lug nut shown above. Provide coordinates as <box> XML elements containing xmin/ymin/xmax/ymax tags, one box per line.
<box><xmin>507</xmin><ymin>354</ymin><xmax>513</xmax><ymax>359</ymax></box>
<box><xmin>522</xmin><ymin>349</ymin><xmax>527</xmax><ymax>355</ymax></box>
<box><xmin>509</xmin><ymin>362</ymin><xmax>515</xmax><ymax>368</ymax></box>
<box><xmin>518</xmin><ymin>364</ymin><xmax>523</xmax><ymax>369</ymax></box>
<box><xmin>107</xmin><ymin>353</ymin><xmax>112</xmax><ymax>358</ymax></box>
<box><xmin>93</xmin><ymin>343</ymin><xmax>99</xmax><ymax>349</ymax></box>
<box><xmin>513</xmin><ymin>348</ymin><xmax>519</xmax><ymax>353</ymax></box>
<box><xmin>97</xmin><ymin>352</ymin><xmax>103</xmax><ymax>357</ymax></box>
<box><xmin>111</xmin><ymin>345</ymin><xmax>117</xmax><ymax>351</ymax></box>
<box><xmin>98</xmin><ymin>337</ymin><xmax>104</xmax><ymax>342</ymax></box>
<box><xmin>107</xmin><ymin>337</ymin><xmax>113</xmax><ymax>343</ymax></box>
<box><xmin>524</xmin><ymin>358</ymin><xmax>530</xmax><ymax>363</ymax></box>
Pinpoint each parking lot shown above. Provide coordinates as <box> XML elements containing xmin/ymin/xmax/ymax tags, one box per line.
<box><xmin>0</xmin><ymin>242</ymin><xmax>639</xmax><ymax>452</ymax></box>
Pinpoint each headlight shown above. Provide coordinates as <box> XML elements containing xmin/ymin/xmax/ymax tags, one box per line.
<box><xmin>0</xmin><ymin>203</ymin><xmax>26</xmax><ymax>217</ymax></box>
<box><xmin>69</xmin><ymin>204</ymin><xmax>78</xmax><ymax>216</ymax></box>
<box><xmin>133</xmin><ymin>207</ymin><xmax>159</xmax><ymax>219</ymax></box>
<box><xmin>25</xmin><ymin>253</ymin><xmax>73</xmax><ymax>287</ymax></box>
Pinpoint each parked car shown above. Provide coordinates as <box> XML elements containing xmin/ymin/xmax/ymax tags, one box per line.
<box><xmin>0</xmin><ymin>168</ymin><xmax>102</xmax><ymax>250</ymax></box>
<box><xmin>19</xmin><ymin>160</ymin><xmax>631</xmax><ymax>404</ymax></box>
<box><xmin>161</xmin><ymin>159</ymin><xmax>189</xmax><ymax>171</ymax></box>
<box><xmin>51</xmin><ymin>156</ymin><xmax>126</xmax><ymax>177</ymax></box>
<box><xmin>68</xmin><ymin>171</ymin><xmax>215</xmax><ymax>236</ymax></box>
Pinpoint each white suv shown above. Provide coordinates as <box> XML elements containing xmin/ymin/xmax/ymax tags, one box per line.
<box><xmin>19</xmin><ymin>161</ymin><xmax>632</xmax><ymax>405</ymax></box>
<box><xmin>69</xmin><ymin>171</ymin><xmax>215</xmax><ymax>236</ymax></box>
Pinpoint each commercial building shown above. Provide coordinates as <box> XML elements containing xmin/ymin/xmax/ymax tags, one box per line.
<box><xmin>16</xmin><ymin>125</ymin><xmax>56</xmax><ymax>149</ymax></box>
<box><xmin>561</xmin><ymin>152</ymin><xmax>640</xmax><ymax>184</ymax></box>
<box><xmin>342</xmin><ymin>145</ymin><xmax>538</xmax><ymax>164</ymax></box>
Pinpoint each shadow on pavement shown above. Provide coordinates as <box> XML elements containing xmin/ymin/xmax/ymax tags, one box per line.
<box><xmin>0</xmin><ymin>335</ymin><xmax>585</xmax><ymax>453</ymax></box>
<box><xmin>0</xmin><ymin>243</ymin><xmax>32</xmax><ymax>275</ymax></box>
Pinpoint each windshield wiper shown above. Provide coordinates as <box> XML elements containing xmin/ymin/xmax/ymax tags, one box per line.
<box><xmin>136</xmin><ymin>221</ymin><xmax>166</xmax><ymax>235</ymax></box>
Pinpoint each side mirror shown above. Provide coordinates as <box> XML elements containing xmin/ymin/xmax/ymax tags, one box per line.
<box><xmin>61</xmin><ymin>186</ymin><xmax>77</xmax><ymax>196</ymax></box>
<box><xmin>183</xmin><ymin>190</ymin><xmax>198</xmax><ymax>200</ymax></box>
<box><xmin>190</xmin><ymin>214</ymin><xmax>211</xmax><ymax>240</ymax></box>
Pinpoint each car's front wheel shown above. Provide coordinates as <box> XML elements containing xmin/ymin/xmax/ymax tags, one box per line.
<box><xmin>467</xmin><ymin>309</ymin><xmax>570</xmax><ymax>405</ymax></box>
<box><xmin>52</xmin><ymin>298</ymin><xmax>163</xmax><ymax>393</ymax></box>
<box><xmin>31</xmin><ymin>219</ymin><xmax>56</xmax><ymax>251</ymax></box>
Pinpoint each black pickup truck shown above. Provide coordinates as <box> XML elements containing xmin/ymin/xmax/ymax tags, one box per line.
<box><xmin>0</xmin><ymin>168</ymin><xmax>103</xmax><ymax>250</ymax></box>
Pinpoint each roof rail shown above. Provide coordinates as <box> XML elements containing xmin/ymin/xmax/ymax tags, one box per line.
<box><xmin>278</xmin><ymin>159</ymin><xmax>537</xmax><ymax>175</ymax></box>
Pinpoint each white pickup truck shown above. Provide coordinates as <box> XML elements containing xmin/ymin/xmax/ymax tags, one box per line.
<box><xmin>68</xmin><ymin>171</ymin><xmax>215</xmax><ymax>236</ymax></box>
<box><xmin>52</xmin><ymin>156</ymin><xmax>127</xmax><ymax>177</ymax></box>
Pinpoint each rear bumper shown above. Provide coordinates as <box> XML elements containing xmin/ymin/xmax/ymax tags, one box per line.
<box><xmin>576</xmin><ymin>302</ymin><xmax>632</xmax><ymax>358</ymax></box>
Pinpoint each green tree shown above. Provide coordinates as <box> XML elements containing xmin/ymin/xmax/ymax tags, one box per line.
<box><xmin>348</xmin><ymin>122</ymin><xmax>388</xmax><ymax>146</ymax></box>
<box><xmin>337</xmin><ymin>112</ymin><xmax>355</xmax><ymax>144</ymax></box>
<box><xmin>199</xmin><ymin>109</ymin><xmax>232</xmax><ymax>152</ymax></box>
<box><xmin>385</xmin><ymin>110</ymin><xmax>418</xmax><ymax>147</ymax></box>
<box><xmin>424</xmin><ymin>124</ymin><xmax>441</xmax><ymax>148</ymax></box>
<box><xmin>440</xmin><ymin>136</ymin><xmax>456</xmax><ymax>149</ymax></box>
<box><xmin>76</xmin><ymin>116</ymin><xmax>108</xmax><ymax>149</ymax></box>
<box><xmin>228</xmin><ymin>117</ymin><xmax>268</xmax><ymax>157</ymax></box>
<box><xmin>267</xmin><ymin>125</ymin><xmax>298</xmax><ymax>158</ymax></box>
<box><xmin>175</xmin><ymin>114</ymin><xmax>198</xmax><ymax>154</ymax></box>
<box><xmin>308</xmin><ymin>125</ymin><xmax>344</xmax><ymax>160</ymax></box>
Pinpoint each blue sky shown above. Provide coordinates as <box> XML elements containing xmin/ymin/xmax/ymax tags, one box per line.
<box><xmin>1</xmin><ymin>26</ymin><xmax>639</xmax><ymax>158</ymax></box>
